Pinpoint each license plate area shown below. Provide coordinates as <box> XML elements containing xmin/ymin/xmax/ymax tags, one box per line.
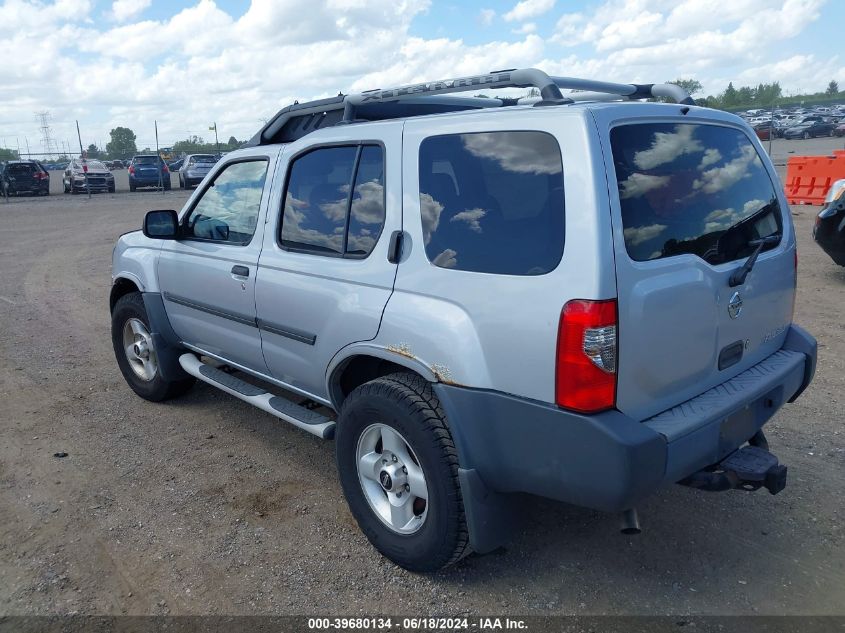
<box><xmin>717</xmin><ymin>386</ymin><xmax>783</xmax><ymax>457</ymax></box>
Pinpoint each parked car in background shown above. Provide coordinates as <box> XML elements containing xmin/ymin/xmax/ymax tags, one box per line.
<box><xmin>782</xmin><ymin>120</ymin><xmax>836</xmax><ymax>139</ymax></box>
<box><xmin>168</xmin><ymin>158</ymin><xmax>184</xmax><ymax>172</ymax></box>
<box><xmin>128</xmin><ymin>155</ymin><xmax>170</xmax><ymax>192</ymax></box>
<box><xmin>834</xmin><ymin>123</ymin><xmax>845</xmax><ymax>137</ymax></box>
<box><xmin>63</xmin><ymin>159</ymin><xmax>115</xmax><ymax>194</ymax></box>
<box><xmin>0</xmin><ymin>160</ymin><xmax>50</xmax><ymax>196</ymax></box>
<box><xmin>813</xmin><ymin>180</ymin><xmax>845</xmax><ymax>266</ymax></box>
<box><xmin>178</xmin><ymin>154</ymin><xmax>217</xmax><ymax>189</ymax></box>
<box><xmin>110</xmin><ymin>159</ymin><xmax>125</xmax><ymax>170</ymax></box>
<box><xmin>753</xmin><ymin>121</ymin><xmax>774</xmax><ymax>140</ymax></box>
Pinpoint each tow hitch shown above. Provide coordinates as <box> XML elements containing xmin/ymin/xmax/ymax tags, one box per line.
<box><xmin>679</xmin><ymin>444</ymin><xmax>787</xmax><ymax>495</ymax></box>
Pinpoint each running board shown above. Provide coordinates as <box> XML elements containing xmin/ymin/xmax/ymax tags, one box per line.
<box><xmin>178</xmin><ymin>353</ymin><xmax>335</xmax><ymax>439</ymax></box>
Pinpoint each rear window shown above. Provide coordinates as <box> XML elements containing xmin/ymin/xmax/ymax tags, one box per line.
<box><xmin>419</xmin><ymin>131</ymin><xmax>564</xmax><ymax>275</ymax></box>
<box><xmin>8</xmin><ymin>163</ymin><xmax>38</xmax><ymax>174</ymax></box>
<box><xmin>135</xmin><ymin>156</ymin><xmax>160</xmax><ymax>165</ymax></box>
<box><xmin>190</xmin><ymin>155</ymin><xmax>216</xmax><ymax>164</ymax></box>
<box><xmin>611</xmin><ymin>123</ymin><xmax>782</xmax><ymax>264</ymax></box>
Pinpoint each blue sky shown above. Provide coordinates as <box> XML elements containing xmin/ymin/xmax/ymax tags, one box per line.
<box><xmin>0</xmin><ymin>0</ymin><xmax>842</xmax><ymax>154</ymax></box>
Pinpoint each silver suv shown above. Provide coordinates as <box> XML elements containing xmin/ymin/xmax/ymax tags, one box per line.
<box><xmin>110</xmin><ymin>69</ymin><xmax>817</xmax><ymax>571</ymax></box>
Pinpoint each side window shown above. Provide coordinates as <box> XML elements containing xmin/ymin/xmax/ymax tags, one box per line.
<box><xmin>347</xmin><ymin>146</ymin><xmax>386</xmax><ymax>256</ymax></box>
<box><xmin>281</xmin><ymin>145</ymin><xmax>385</xmax><ymax>258</ymax></box>
<box><xmin>183</xmin><ymin>160</ymin><xmax>268</xmax><ymax>244</ymax></box>
<box><xmin>419</xmin><ymin>131</ymin><xmax>564</xmax><ymax>275</ymax></box>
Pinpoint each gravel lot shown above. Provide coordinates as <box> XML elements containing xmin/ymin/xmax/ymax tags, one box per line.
<box><xmin>0</xmin><ymin>148</ymin><xmax>843</xmax><ymax>617</ymax></box>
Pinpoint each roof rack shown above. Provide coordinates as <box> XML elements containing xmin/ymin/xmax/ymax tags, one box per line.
<box><xmin>246</xmin><ymin>68</ymin><xmax>694</xmax><ymax>146</ymax></box>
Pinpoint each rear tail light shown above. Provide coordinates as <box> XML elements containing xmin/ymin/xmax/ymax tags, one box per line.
<box><xmin>128</xmin><ymin>166</ymin><xmax>135</xmax><ymax>175</ymax></box>
<box><xmin>556</xmin><ymin>299</ymin><xmax>617</xmax><ymax>413</ymax></box>
<box><xmin>162</xmin><ymin>165</ymin><xmax>169</xmax><ymax>173</ymax></box>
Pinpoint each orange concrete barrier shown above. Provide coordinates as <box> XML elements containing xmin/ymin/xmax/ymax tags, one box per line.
<box><xmin>784</xmin><ymin>151</ymin><xmax>845</xmax><ymax>205</ymax></box>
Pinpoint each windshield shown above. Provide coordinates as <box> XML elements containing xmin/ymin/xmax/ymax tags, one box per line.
<box><xmin>611</xmin><ymin>123</ymin><xmax>782</xmax><ymax>264</ymax></box>
<box><xmin>86</xmin><ymin>161</ymin><xmax>107</xmax><ymax>170</ymax></box>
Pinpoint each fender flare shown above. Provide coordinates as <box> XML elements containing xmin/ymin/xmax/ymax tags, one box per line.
<box><xmin>325</xmin><ymin>342</ymin><xmax>439</xmax><ymax>407</ymax></box>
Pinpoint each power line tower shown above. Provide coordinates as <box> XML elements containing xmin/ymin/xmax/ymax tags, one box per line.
<box><xmin>35</xmin><ymin>111</ymin><xmax>59</xmax><ymax>157</ymax></box>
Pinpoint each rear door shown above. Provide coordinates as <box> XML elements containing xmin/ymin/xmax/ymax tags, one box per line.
<box><xmin>597</xmin><ymin>115</ymin><xmax>796</xmax><ymax>421</ymax></box>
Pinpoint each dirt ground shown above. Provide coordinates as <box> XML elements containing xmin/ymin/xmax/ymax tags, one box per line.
<box><xmin>0</xmin><ymin>175</ymin><xmax>843</xmax><ymax>617</ymax></box>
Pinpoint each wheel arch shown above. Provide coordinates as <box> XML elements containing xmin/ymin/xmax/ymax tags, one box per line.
<box><xmin>327</xmin><ymin>345</ymin><xmax>438</xmax><ymax>410</ymax></box>
<box><xmin>110</xmin><ymin>275</ymin><xmax>144</xmax><ymax>312</ymax></box>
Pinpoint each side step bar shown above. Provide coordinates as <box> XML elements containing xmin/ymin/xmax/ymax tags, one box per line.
<box><xmin>178</xmin><ymin>353</ymin><xmax>335</xmax><ymax>440</ymax></box>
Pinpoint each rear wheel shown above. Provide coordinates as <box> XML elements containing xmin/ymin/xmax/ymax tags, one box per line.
<box><xmin>111</xmin><ymin>292</ymin><xmax>194</xmax><ymax>402</ymax></box>
<box><xmin>129</xmin><ymin>183</ymin><xmax>136</xmax><ymax>192</ymax></box>
<box><xmin>803</xmin><ymin>131</ymin><xmax>811</xmax><ymax>139</ymax></box>
<box><xmin>335</xmin><ymin>372</ymin><xmax>469</xmax><ymax>572</ymax></box>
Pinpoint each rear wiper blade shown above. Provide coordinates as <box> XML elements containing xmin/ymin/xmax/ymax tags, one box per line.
<box><xmin>728</xmin><ymin>234</ymin><xmax>781</xmax><ymax>287</ymax></box>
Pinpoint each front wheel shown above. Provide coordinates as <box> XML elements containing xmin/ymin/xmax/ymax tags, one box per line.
<box><xmin>111</xmin><ymin>292</ymin><xmax>194</xmax><ymax>402</ymax></box>
<box><xmin>336</xmin><ymin>373</ymin><xmax>469</xmax><ymax>572</ymax></box>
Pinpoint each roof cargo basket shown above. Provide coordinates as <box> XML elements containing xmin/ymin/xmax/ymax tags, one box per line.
<box><xmin>246</xmin><ymin>68</ymin><xmax>694</xmax><ymax>146</ymax></box>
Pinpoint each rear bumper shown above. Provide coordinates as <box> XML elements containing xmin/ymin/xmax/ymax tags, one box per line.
<box><xmin>434</xmin><ymin>324</ymin><xmax>816</xmax><ymax>550</ymax></box>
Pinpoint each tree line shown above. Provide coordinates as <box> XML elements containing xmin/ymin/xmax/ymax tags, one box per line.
<box><xmin>671</xmin><ymin>78</ymin><xmax>842</xmax><ymax>110</ymax></box>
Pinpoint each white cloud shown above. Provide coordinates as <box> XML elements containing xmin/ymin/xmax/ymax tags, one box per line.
<box><xmin>693</xmin><ymin>145</ymin><xmax>760</xmax><ymax>194</ymax></box>
<box><xmin>699</xmin><ymin>148</ymin><xmax>722</xmax><ymax>169</ymax></box>
<box><xmin>111</xmin><ymin>0</ymin><xmax>151</xmax><ymax>23</ymax></box>
<box><xmin>633</xmin><ymin>125</ymin><xmax>703</xmax><ymax>170</ymax></box>
<box><xmin>619</xmin><ymin>173</ymin><xmax>670</xmax><ymax>199</ymax></box>
<box><xmin>451</xmin><ymin>208</ymin><xmax>487</xmax><ymax>233</ymax></box>
<box><xmin>624</xmin><ymin>223</ymin><xmax>667</xmax><ymax>246</ymax></box>
<box><xmin>512</xmin><ymin>22</ymin><xmax>537</xmax><ymax>35</ymax></box>
<box><xmin>0</xmin><ymin>0</ymin><xmax>837</xmax><ymax>155</ymax></box>
<box><xmin>504</xmin><ymin>0</ymin><xmax>555</xmax><ymax>22</ymax></box>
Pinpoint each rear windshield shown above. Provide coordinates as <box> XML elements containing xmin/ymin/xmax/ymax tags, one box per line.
<box><xmin>611</xmin><ymin>123</ymin><xmax>782</xmax><ymax>264</ymax></box>
<box><xmin>190</xmin><ymin>155</ymin><xmax>216</xmax><ymax>164</ymax></box>
<box><xmin>8</xmin><ymin>163</ymin><xmax>39</xmax><ymax>174</ymax></box>
<box><xmin>135</xmin><ymin>156</ymin><xmax>161</xmax><ymax>165</ymax></box>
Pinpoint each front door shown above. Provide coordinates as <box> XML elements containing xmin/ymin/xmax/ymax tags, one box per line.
<box><xmin>255</xmin><ymin>122</ymin><xmax>402</xmax><ymax>401</ymax></box>
<box><xmin>157</xmin><ymin>155</ymin><xmax>275</xmax><ymax>372</ymax></box>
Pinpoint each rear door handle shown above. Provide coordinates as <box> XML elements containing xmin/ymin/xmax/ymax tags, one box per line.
<box><xmin>231</xmin><ymin>265</ymin><xmax>250</xmax><ymax>278</ymax></box>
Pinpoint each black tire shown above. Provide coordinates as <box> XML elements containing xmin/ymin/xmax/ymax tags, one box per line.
<box><xmin>108</xmin><ymin>184</ymin><xmax>115</xmax><ymax>193</ymax></box>
<box><xmin>336</xmin><ymin>372</ymin><xmax>469</xmax><ymax>572</ymax></box>
<box><xmin>179</xmin><ymin>175</ymin><xmax>184</xmax><ymax>189</ymax></box>
<box><xmin>111</xmin><ymin>292</ymin><xmax>194</xmax><ymax>402</ymax></box>
<box><xmin>129</xmin><ymin>183</ymin><xmax>136</xmax><ymax>192</ymax></box>
<box><xmin>803</xmin><ymin>131</ymin><xmax>810</xmax><ymax>140</ymax></box>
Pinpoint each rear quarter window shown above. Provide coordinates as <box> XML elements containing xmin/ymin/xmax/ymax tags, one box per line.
<box><xmin>610</xmin><ymin>123</ymin><xmax>782</xmax><ymax>264</ymax></box>
<box><xmin>418</xmin><ymin>131</ymin><xmax>564</xmax><ymax>275</ymax></box>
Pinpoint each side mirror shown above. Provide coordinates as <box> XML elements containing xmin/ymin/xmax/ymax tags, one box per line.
<box><xmin>143</xmin><ymin>209</ymin><xmax>179</xmax><ymax>239</ymax></box>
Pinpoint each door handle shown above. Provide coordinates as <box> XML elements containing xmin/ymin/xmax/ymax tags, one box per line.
<box><xmin>231</xmin><ymin>265</ymin><xmax>250</xmax><ymax>278</ymax></box>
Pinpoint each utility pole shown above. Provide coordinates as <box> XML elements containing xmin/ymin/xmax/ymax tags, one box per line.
<box><xmin>76</xmin><ymin>120</ymin><xmax>90</xmax><ymax>200</ymax></box>
<box><xmin>210</xmin><ymin>122</ymin><xmax>219</xmax><ymax>156</ymax></box>
<box><xmin>155</xmin><ymin>120</ymin><xmax>164</xmax><ymax>194</ymax></box>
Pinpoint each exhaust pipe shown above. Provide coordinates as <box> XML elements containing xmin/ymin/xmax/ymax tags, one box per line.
<box><xmin>620</xmin><ymin>508</ymin><xmax>641</xmax><ymax>535</ymax></box>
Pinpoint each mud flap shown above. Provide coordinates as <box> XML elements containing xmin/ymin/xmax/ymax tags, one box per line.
<box><xmin>458</xmin><ymin>468</ymin><xmax>516</xmax><ymax>554</ymax></box>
